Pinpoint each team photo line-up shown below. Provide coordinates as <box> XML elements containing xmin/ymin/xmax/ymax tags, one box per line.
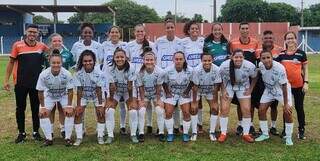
<box><xmin>3</xmin><ymin>19</ymin><xmax>308</xmax><ymax>147</ymax></box>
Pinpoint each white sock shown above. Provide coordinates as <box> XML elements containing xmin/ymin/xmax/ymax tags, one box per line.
<box><xmin>75</xmin><ymin>123</ymin><xmax>83</xmax><ymax>139</ymax></box>
<box><xmin>138</xmin><ymin>107</ymin><xmax>146</xmax><ymax>134</ymax></box>
<box><xmin>64</xmin><ymin>117</ymin><xmax>74</xmax><ymax>139</ymax></box>
<box><xmin>220</xmin><ymin>117</ymin><xmax>228</xmax><ymax>135</ymax></box>
<box><xmin>191</xmin><ymin>115</ymin><xmax>198</xmax><ymax>134</ymax></box>
<box><xmin>209</xmin><ymin>114</ymin><xmax>218</xmax><ymax>133</ymax></box>
<box><xmin>40</xmin><ymin>118</ymin><xmax>52</xmax><ymax>140</ymax></box>
<box><xmin>173</xmin><ymin>107</ymin><xmax>180</xmax><ymax>128</ymax></box>
<box><xmin>119</xmin><ymin>101</ymin><xmax>126</xmax><ymax>128</ymax></box>
<box><xmin>165</xmin><ymin>118</ymin><xmax>174</xmax><ymax>135</ymax></box>
<box><xmin>146</xmin><ymin>106</ymin><xmax>152</xmax><ymax>127</ymax></box>
<box><xmin>198</xmin><ymin>109</ymin><xmax>203</xmax><ymax>126</ymax></box>
<box><xmin>242</xmin><ymin>118</ymin><xmax>251</xmax><ymax>135</ymax></box>
<box><xmin>97</xmin><ymin>123</ymin><xmax>105</xmax><ymax>138</ymax></box>
<box><xmin>155</xmin><ymin>106</ymin><xmax>165</xmax><ymax>134</ymax></box>
<box><xmin>183</xmin><ymin>120</ymin><xmax>191</xmax><ymax>134</ymax></box>
<box><xmin>129</xmin><ymin>110</ymin><xmax>138</xmax><ymax>136</ymax></box>
<box><xmin>59</xmin><ymin>124</ymin><xmax>65</xmax><ymax>132</ymax></box>
<box><xmin>105</xmin><ymin>108</ymin><xmax>115</xmax><ymax>138</ymax></box>
<box><xmin>271</xmin><ymin>121</ymin><xmax>276</xmax><ymax>128</ymax></box>
<box><xmin>260</xmin><ymin>120</ymin><xmax>269</xmax><ymax>136</ymax></box>
<box><xmin>285</xmin><ymin>123</ymin><xmax>293</xmax><ymax>138</ymax></box>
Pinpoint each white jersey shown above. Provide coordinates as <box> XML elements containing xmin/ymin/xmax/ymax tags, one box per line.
<box><xmin>136</xmin><ymin>66</ymin><xmax>165</xmax><ymax>99</ymax></box>
<box><xmin>219</xmin><ymin>59</ymin><xmax>257</xmax><ymax>91</ymax></box>
<box><xmin>259</xmin><ymin>61</ymin><xmax>289</xmax><ymax>97</ymax></box>
<box><xmin>155</xmin><ymin>36</ymin><xmax>183</xmax><ymax>69</ymax></box>
<box><xmin>36</xmin><ymin>67</ymin><xmax>74</xmax><ymax>100</ymax></box>
<box><xmin>164</xmin><ymin>65</ymin><xmax>193</xmax><ymax>96</ymax></box>
<box><xmin>101</xmin><ymin>41</ymin><xmax>127</xmax><ymax>64</ymax></box>
<box><xmin>71</xmin><ymin>40</ymin><xmax>103</xmax><ymax>64</ymax></box>
<box><xmin>74</xmin><ymin>66</ymin><xmax>105</xmax><ymax>100</ymax></box>
<box><xmin>193</xmin><ymin>63</ymin><xmax>222</xmax><ymax>95</ymax></box>
<box><xmin>104</xmin><ymin>63</ymin><xmax>136</xmax><ymax>95</ymax></box>
<box><xmin>181</xmin><ymin>37</ymin><xmax>204</xmax><ymax>67</ymax></box>
<box><xmin>125</xmin><ymin>40</ymin><xmax>157</xmax><ymax>73</ymax></box>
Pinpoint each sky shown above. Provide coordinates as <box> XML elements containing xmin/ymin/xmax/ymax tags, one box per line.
<box><xmin>1</xmin><ymin>0</ymin><xmax>318</xmax><ymax>22</ymax></box>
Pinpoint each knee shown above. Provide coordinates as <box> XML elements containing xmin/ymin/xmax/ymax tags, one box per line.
<box><xmin>182</xmin><ymin>111</ymin><xmax>190</xmax><ymax>121</ymax></box>
<box><xmin>211</xmin><ymin>107</ymin><xmax>218</xmax><ymax>115</ymax></box>
<box><xmin>165</xmin><ymin>111</ymin><xmax>173</xmax><ymax>119</ymax></box>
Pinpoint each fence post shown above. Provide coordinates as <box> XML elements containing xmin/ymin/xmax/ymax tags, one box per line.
<box><xmin>0</xmin><ymin>36</ymin><xmax>3</xmax><ymax>54</ymax></box>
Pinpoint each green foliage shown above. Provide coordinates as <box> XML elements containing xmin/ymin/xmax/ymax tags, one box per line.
<box><xmin>33</xmin><ymin>15</ymin><xmax>52</xmax><ymax>24</ymax></box>
<box><xmin>303</xmin><ymin>4</ymin><xmax>320</xmax><ymax>26</ymax></box>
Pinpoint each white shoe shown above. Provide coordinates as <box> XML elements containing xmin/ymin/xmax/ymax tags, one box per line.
<box><xmin>97</xmin><ymin>137</ymin><xmax>105</xmax><ymax>145</ymax></box>
<box><xmin>190</xmin><ymin>133</ymin><xmax>197</xmax><ymax>141</ymax></box>
<box><xmin>73</xmin><ymin>138</ymin><xmax>82</xmax><ymax>146</ymax></box>
<box><xmin>209</xmin><ymin>133</ymin><xmax>217</xmax><ymax>141</ymax></box>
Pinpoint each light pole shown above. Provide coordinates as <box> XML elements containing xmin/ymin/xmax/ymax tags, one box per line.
<box><xmin>301</xmin><ymin>0</ymin><xmax>304</xmax><ymax>27</ymax></box>
<box><xmin>174</xmin><ymin>0</ymin><xmax>177</xmax><ymax>24</ymax></box>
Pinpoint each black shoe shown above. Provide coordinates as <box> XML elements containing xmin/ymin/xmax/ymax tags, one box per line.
<box><xmin>173</xmin><ymin>128</ymin><xmax>180</xmax><ymax>135</ymax></box>
<box><xmin>147</xmin><ymin>126</ymin><xmax>153</xmax><ymax>134</ymax></box>
<box><xmin>61</xmin><ymin>131</ymin><xmax>66</xmax><ymax>138</ymax></box>
<box><xmin>120</xmin><ymin>128</ymin><xmax>127</xmax><ymax>135</ymax></box>
<box><xmin>159</xmin><ymin>134</ymin><xmax>166</xmax><ymax>142</ymax></box>
<box><xmin>269</xmin><ymin>127</ymin><xmax>279</xmax><ymax>136</ymax></box>
<box><xmin>298</xmin><ymin>128</ymin><xmax>306</xmax><ymax>140</ymax></box>
<box><xmin>41</xmin><ymin>139</ymin><xmax>53</xmax><ymax>147</ymax></box>
<box><xmin>280</xmin><ymin>129</ymin><xmax>286</xmax><ymax>138</ymax></box>
<box><xmin>197</xmin><ymin>124</ymin><xmax>204</xmax><ymax>134</ymax></box>
<box><xmin>138</xmin><ymin>134</ymin><xmax>145</xmax><ymax>142</ymax></box>
<box><xmin>15</xmin><ymin>133</ymin><xmax>26</xmax><ymax>144</ymax></box>
<box><xmin>249</xmin><ymin>126</ymin><xmax>256</xmax><ymax>136</ymax></box>
<box><xmin>236</xmin><ymin>125</ymin><xmax>243</xmax><ymax>136</ymax></box>
<box><xmin>32</xmin><ymin>132</ymin><xmax>42</xmax><ymax>141</ymax></box>
<box><xmin>65</xmin><ymin>139</ymin><xmax>73</xmax><ymax>147</ymax></box>
<box><xmin>155</xmin><ymin>129</ymin><xmax>160</xmax><ymax>136</ymax></box>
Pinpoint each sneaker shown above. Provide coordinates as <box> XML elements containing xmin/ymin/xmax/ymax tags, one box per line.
<box><xmin>65</xmin><ymin>139</ymin><xmax>73</xmax><ymax>147</ymax></box>
<box><xmin>242</xmin><ymin>134</ymin><xmax>254</xmax><ymax>143</ymax></box>
<box><xmin>105</xmin><ymin>137</ymin><xmax>114</xmax><ymax>144</ymax></box>
<box><xmin>159</xmin><ymin>134</ymin><xmax>166</xmax><ymax>142</ymax></box>
<box><xmin>255</xmin><ymin>134</ymin><xmax>270</xmax><ymax>142</ymax></box>
<box><xmin>15</xmin><ymin>133</ymin><xmax>26</xmax><ymax>144</ymax></box>
<box><xmin>298</xmin><ymin>129</ymin><xmax>306</xmax><ymax>140</ymax></box>
<box><xmin>32</xmin><ymin>132</ymin><xmax>42</xmax><ymax>141</ymax></box>
<box><xmin>182</xmin><ymin>134</ymin><xmax>190</xmax><ymax>142</ymax></box>
<box><xmin>61</xmin><ymin>131</ymin><xmax>66</xmax><ymax>138</ymax></box>
<box><xmin>120</xmin><ymin>128</ymin><xmax>127</xmax><ymax>135</ymax></box>
<box><xmin>190</xmin><ymin>133</ymin><xmax>197</xmax><ymax>141</ymax></box>
<box><xmin>197</xmin><ymin>124</ymin><xmax>204</xmax><ymax>134</ymax></box>
<box><xmin>41</xmin><ymin>139</ymin><xmax>53</xmax><ymax>147</ymax></box>
<box><xmin>209</xmin><ymin>133</ymin><xmax>217</xmax><ymax>141</ymax></box>
<box><xmin>73</xmin><ymin>138</ymin><xmax>82</xmax><ymax>146</ymax></box>
<box><xmin>269</xmin><ymin>127</ymin><xmax>279</xmax><ymax>136</ymax></box>
<box><xmin>131</xmin><ymin>136</ymin><xmax>139</xmax><ymax>143</ymax></box>
<box><xmin>138</xmin><ymin>134</ymin><xmax>145</xmax><ymax>142</ymax></box>
<box><xmin>236</xmin><ymin>126</ymin><xmax>243</xmax><ymax>136</ymax></box>
<box><xmin>147</xmin><ymin>126</ymin><xmax>153</xmax><ymax>134</ymax></box>
<box><xmin>155</xmin><ymin>129</ymin><xmax>160</xmax><ymax>136</ymax></box>
<box><xmin>218</xmin><ymin>134</ymin><xmax>227</xmax><ymax>143</ymax></box>
<box><xmin>285</xmin><ymin>137</ymin><xmax>293</xmax><ymax>146</ymax></box>
<box><xmin>167</xmin><ymin>134</ymin><xmax>174</xmax><ymax>142</ymax></box>
<box><xmin>173</xmin><ymin>128</ymin><xmax>180</xmax><ymax>134</ymax></box>
<box><xmin>249</xmin><ymin>126</ymin><xmax>256</xmax><ymax>136</ymax></box>
<box><xmin>97</xmin><ymin>137</ymin><xmax>105</xmax><ymax>145</ymax></box>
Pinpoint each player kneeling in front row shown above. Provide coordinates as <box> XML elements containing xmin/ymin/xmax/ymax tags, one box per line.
<box><xmin>255</xmin><ymin>50</ymin><xmax>294</xmax><ymax>146</ymax></box>
<box><xmin>36</xmin><ymin>50</ymin><xmax>75</xmax><ymax>147</ymax></box>
<box><xmin>191</xmin><ymin>52</ymin><xmax>221</xmax><ymax>141</ymax></box>
<box><xmin>73</xmin><ymin>50</ymin><xmax>106</xmax><ymax>146</ymax></box>
<box><xmin>103</xmin><ymin>48</ymin><xmax>139</xmax><ymax>144</ymax></box>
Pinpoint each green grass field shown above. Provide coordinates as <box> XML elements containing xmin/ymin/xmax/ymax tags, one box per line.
<box><xmin>0</xmin><ymin>55</ymin><xmax>319</xmax><ymax>161</ymax></box>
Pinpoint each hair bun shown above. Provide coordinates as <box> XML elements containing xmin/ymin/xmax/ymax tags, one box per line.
<box><xmin>52</xmin><ymin>49</ymin><xmax>60</xmax><ymax>55</ymax></box>
<box><xmin>143</xmin><ymin>46</ymin><xmax>152</xmax><ymax>52</ymax></box>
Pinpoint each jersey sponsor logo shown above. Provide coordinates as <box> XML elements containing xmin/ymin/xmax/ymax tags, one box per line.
<box><xmin>161</xmin><ymin>55</ymin><xmax>173</xmax><ymax>61</ymax></box>
<box><xmin>132</xmin><ymin>57</ymin><xmax>143</xmax><ymax>64</ymax></box>
<box><xmin>187</xmin><ymin>53</ymin><xmax>201</xmax><ymax>60</ymax></box>
<box><xmin>214</xmin><ymin>55</ymin><xmax>228</xmax><ymax>61</ymax></box>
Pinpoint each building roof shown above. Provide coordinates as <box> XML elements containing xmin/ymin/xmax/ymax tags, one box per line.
<box><xmin>300</xmin><ymin>26</ymin><xmax>320</xmax><ymax>31</ymax></box>
<box><xmin>0</xmin><ymin>4</ymin><xmax>115</xmax><ymax>14</ymax></box>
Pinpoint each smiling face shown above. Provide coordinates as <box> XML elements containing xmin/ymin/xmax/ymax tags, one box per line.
<box><xmin>109</xmin><ymin>27</ymin><xmax>121</xmax><ymax>43</ymax></box>
<box><xmin>165</xmin><ymin>22</ymin><xmax>175</xmax><ymax>37</ymax></box>
<box><xmin>260</xmin><ymin>51</ymin><xmax>273</xmax><ymax>69</ymax></box>
<box><xmin>143</xmin><ymin>53</ymin><xmax>156</xmax><ymax>70</ymax></box>
<box><xmin>262</xmin><ymin>33</ymin><xmax>274</xmax><ymax>48</ymax></box>
<box><xmin>82</xmin><ymin>55</ymin><xmax>94</xmax><ymax>72</ymax></box>
<box><xmin>212</xmin><ymin>24</ymin><xmax>223</xmax><ymax>40</ymax></box>
<box><xmin>50</xmin><ymin>56</ymin><xmax>62</xmax><ymax>74</ymax></box>
<box><xmin>174</xmin><ymin>52</ymin><xmax>185</xmax><ymax>69</ymax></box>
<box><xmin>26</xmin><ymin>27</ymin><xmax>39</xmax><ymax>42</ymax></box>
<box><xmin>201</xmin><ymin>54</ymin><xmax>213</xmax><ymax>71</ymax></box>
<box><xmin>81</xmin><ymin>26</ymin><xmax>94</xmax><ymax>41</ymax></box>
<box><xmin>285</xmin><ymin>32</ymin><xmax>297</xmax><ymax>48</ymax></box>
<box><xmin>114</xmin><ymin>50</ymin><xmax>126</xmax><ymax>67</ymax></box>
<box><xmin>239</xmin><ymin>24</ymin><xmax>249</xmax><ymax>38</ymax></box>
<box><xmin>51</xmin><ymin>35</ymin><xmax>63</xmax><ymax>49</ymax></box>
<box><xmin>188</xmin><ymin>24</ymin><xmax>200</xmax><ymax>38</ymax></box>
<box><xmin>134</xmin><ymin>25</ymin><xmax>146</xmax><ymax>42</ymax></box>
<box><xmin>232</xmin><ymin>51</ymin><xmax>244</xmax><ymax>67</ymax></box>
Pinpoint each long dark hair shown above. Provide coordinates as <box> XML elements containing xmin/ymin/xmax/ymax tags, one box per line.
<box><xmin>204</xmin><ymin>23</ymin><xmax>228</xmax><ymax>43</ymax></box>
<box><xmin>76</xmin><ymin>50</ymin><xmax>96</xmax><ymax>71</ymax></box>
<box><xmin>135</xmin><ymin>24</ymin><xmax>149</xmax><ymax>50</ymax></box>
<box><xmin>139</xmin><ymin>46</ymin><xmax>156</xmax><ymax>73</ymax></box>
<box><xmin>230</xmin><ymin>49</ymin><xmax>244</xmax><ymax>86</ymax></box>
<box><xmin>173</xmin><ymin>51</ymin><xmax>188</xmax><ymax>71</ymax></box>
<box><xmin>183</xmin><ymin>20</ymin><xmax>199</xmax><ymax>36</ymax></box>
<box><xmin>110</xmin><ymin>47</ymin><xmax>130</xmax><ymax>72</ymax></box>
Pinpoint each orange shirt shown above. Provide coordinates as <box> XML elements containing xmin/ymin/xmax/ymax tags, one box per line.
<box><xmin>10</xmin><ymin>40</ymin><xmax>49</xmax><ymax>87</ymax></box>
<box><xmin>256</xmin><ymin>44</ymin><xmax>283</xmax><ymax>59</ymax></box>
<box><xmin>229</xmin><ymin>37</ymin><xmax>259</xmax><ymax>65</ymax></box>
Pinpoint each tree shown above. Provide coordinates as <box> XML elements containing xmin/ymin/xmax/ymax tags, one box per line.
<box><xmin>267</xmin><ymin>3</ymin><xmax>300</xmax><ymax>25</ymax></box>
<box><xmin>192</xmin><ymin>14</ymin><xmax>203</xmax><ymax>23</ymax></box>
<box><xmin>33</xmin><ymin>15</ymin><xmax>52</xmax><ymax>24</ymax></box>
<box><xmin>303</xmin><ymin>3</ymin><xmax>320</xmax><ymax>26</ymax></box>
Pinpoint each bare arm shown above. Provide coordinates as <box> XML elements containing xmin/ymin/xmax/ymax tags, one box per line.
<box><xmin>3</xmin><ymin>58</ymin><xmax>15</xmax><ymax>91</ymax></box>
<box><xmin>67</xmin><ymin>89</ymin><xmax>73</xmax><ymax>106</ymax></box>
<box><xmin>38</xmin><ymin>91</ymin><xmax>45</xmax><ymax>108</ymax></box>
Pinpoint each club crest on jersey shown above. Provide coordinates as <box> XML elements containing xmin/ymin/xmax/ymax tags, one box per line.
<box><xmin>161</xmin><ymin>55</ymin><xmax>173</xmax><ymax>61</ymax></box>
<box><xmin>187</xmin><ymin>53</ymin><xmax>201</xmax><ymax>60</ymax></box>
